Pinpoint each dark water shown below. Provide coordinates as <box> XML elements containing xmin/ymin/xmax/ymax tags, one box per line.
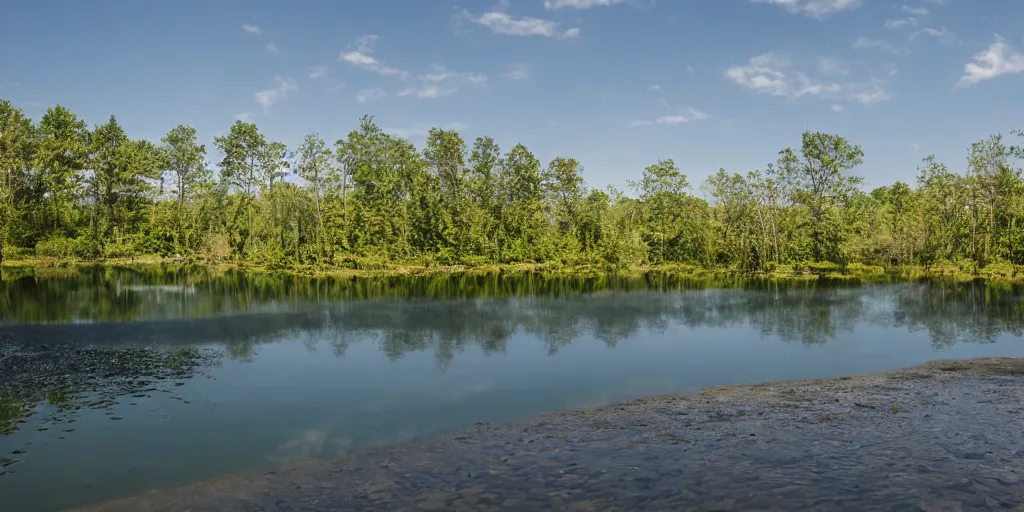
<box><xmin>2</xmin><ymin>268</ymin><xmax>1024</xmax><ymax>511</ymax></box>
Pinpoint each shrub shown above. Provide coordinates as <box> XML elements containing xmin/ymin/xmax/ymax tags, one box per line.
<box><xmin>36</xmin><ymin>237</ymin><xmax>75</xmax><ymax>258</ymax></box>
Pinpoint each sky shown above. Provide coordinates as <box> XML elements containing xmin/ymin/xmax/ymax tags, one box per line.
<box><xmin>1</xmin><ymin>0</ymin><xmax>1023</xmax><ymax>193</ymax></box>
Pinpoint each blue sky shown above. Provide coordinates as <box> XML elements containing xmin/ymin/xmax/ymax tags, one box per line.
<box><xmin>2</xmin><ymin>0</ymin><xmax>1023</xmax><ymax>193</ymax></box>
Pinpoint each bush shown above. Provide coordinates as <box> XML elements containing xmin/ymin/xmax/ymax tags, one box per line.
<box><xmin>72</xmin><ymin>236</ymin><xmax>101</xmax><ymax>259</ymax></box>
<box><xmin>4</xmin><ymin>246</ymin><xmax>35</xmax><ymax>259</ymax></box>
<box><xmin>36</xmin><ymin>237</ymin><xmax>75</xmax><ymax>258</ymax></box>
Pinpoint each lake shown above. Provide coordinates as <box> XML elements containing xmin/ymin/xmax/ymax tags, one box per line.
<box><xmin>2</xmin><ymin>268</ymin><xmax>1024</xmax><ymax>511</ymax></box>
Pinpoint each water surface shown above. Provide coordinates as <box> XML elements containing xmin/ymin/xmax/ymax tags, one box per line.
<box><xmin>2</xmin><ymin>270</ymin><xmax>1024</xmax><ymax>511</ymax></box>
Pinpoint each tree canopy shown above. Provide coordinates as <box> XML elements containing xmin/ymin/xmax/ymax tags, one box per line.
<box><xmin>2</xmin><ymin>97</ymin><xmax>1023</xmax><ymax>273</ymax></box>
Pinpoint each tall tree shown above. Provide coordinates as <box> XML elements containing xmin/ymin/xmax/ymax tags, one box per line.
<box><xmin>160</xmin><ymin>125</ymin><xmax>209</xmax><ymax>253</ymax></box>
<box><xmin>86</xmin><ymin>115</ymin><xmax>161</xmax><ymax>249</ymax></box>
<box><xmin>214</xmin><ymin>121</ymin><xmax>266</xmax><ymax>257</ymax></box>
<box><xmin>0</xmin><ymin>100</ymin><xmax>35</xmax><ymax>268</ymax></box>
<box><xmin>35</xmin><ymin>105</ymin><xmax>88</xmax><ymax>236</ymax></box>
<box><xmin>777</xmin><ymin>131</ymin><xmax>864</xmax><ymax>262</ymax></box>
<box><xmin>295</xmin><ymin>133</ymin><xmax>335</xmax><ymax>260</ymax></box>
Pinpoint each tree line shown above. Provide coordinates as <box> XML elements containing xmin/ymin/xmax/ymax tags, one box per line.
<box><xmin>1</xmin><ymin>98</ymin><xmax>1023</xmax><ymax>272</ymax></box>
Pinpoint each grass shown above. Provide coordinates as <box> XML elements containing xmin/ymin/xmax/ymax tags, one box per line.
<box><xmin>4</xmin><ymin>253</ymin><xmax>1024</xmax><ymax>285</ymax></box>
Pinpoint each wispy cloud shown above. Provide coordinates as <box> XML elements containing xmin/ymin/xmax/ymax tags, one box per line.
<box><xmin>627</xmin><ymin>108</ymin><xmax>710</xmax><ymax>128</ymax></box>
<box><xmin>350</xmin><ymin>35</ymin><xmax>378</xmax><ymax>53</ymax></box>
<box><xmin>356</xmin><ymin>87</ymin><xmax>387</xmax><ymax>103</ymax></box>
<box><xmin>750</xmin><ymin>0</ymin><xmax>861</xmax><ymax>19</ymax></box>
<box><xmin>398</xmin><ymin>65</ymin><xmax>488</xmax><ymax>99</ymax></box>
<box><xmin>462</xmin><ymin>10</ymin><xmax>580</xmax><ymax>39</ymax></box>
<box><xmin>255</xmin><ymin>76</ymin><xmax>297</xmax><ymax>112</ymax></box>
<box><xmin>387</xmin><ymin>121</ymin><xmax>470</xmax><ymax>141</ymax></box>
<box><xmin>503</xmin><ymin>63</ymin><xmax>531</xmax><ymax>80</ymax></box>
<box><xmin>340</xmin><ymin>55</ymin><xmax>407</xmax><ymax>81</ymax></box>
<box><xmin>544</xmin><ymin>0</ymin><xmax>624</xmax><ymax>9</ymax></box>
<box><xmin>959</xmin><ymin>35</ymin><xmax>1024</xmax><ymax>86</ymax></box>
<box><xmin>397</xmin><ymin>85</ymin><xmax>458</xmax><ymax>99</ymax></box>
<box><xmin>852</xmin><ymin>37</ymin><xmax>910</xmax><ymax>56</ymax></box>
<box><xmin>884</xmin><ymin>17</ymin><xmax>918</xmax><ymax>29</ymax></box>
<box><xmin>309</xmin><ymin>66</ymin><xmax>328</xmax><ymax>80</ymax></box>
<box><xmin>242</xmin><ymin>24</ymin><xmax>261</xmax><ymax>35</ymax></box>
<box><xmin>265</xmin><ymin>41</ymin><xmax>281</xmax><ymax>55</ymax></box>
<box><xmin>725</xmin><ymin>52</ymin><xmax>890</xmax><ymax>105</ymax></box>
<box><xmin>237</xmin><ymin>112</ymin><xmax>253</xmax><ymax>122</ymax></box>
<box><xmin>338</xmin><ymin>35</ymin><xmax>409</xmax><ymax>78</ymax></box>
<box><xmin>818</xmin><ymin>56</ymin><xmax>849</xmax><ymax>76</ymax></box>
<box><xmin>647</xmin><ymin>84</ymin><xmax>662</xmax><ymax>91</ymax></box>
<box><xmin>831</xmin><ymin>104</ymin><xmax>846</xmax><ymax>112</ymax></box>
<box><xmin>902</xmin><ymin>5</ymin><xmax>929</xmax><ymax>15</ymax></box>
<box><xmin>910</xmin><ymin>27</ymin><xmax>958</xmax><ymax>46</ymax></box>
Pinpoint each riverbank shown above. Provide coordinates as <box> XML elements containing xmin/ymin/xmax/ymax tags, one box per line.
<box><xmin>3</xmin><ymin>255</ymin><xmax>1021</xmax><ymax>285</ymax></box>
<box><xmin>71</xmin><ymin>357</ymin><xmax>1024</xmax><ymax>512</ymax></box>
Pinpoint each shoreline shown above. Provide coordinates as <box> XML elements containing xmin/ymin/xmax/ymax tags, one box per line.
<box><xmin>3</xmin><ymin>256</ymin><xmax>1021</xmax><ymax>285</ymax></box>
<box><xmin>71</xmin><ymin>357</ymin><xmax>1024</xmax><ymax>511</ymax></box>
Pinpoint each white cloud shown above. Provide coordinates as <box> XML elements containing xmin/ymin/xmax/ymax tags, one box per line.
<box><xmin>356</xmin><ymin>87</ymin><xmax>387</xmax><ymax>103</ymax></box>
<box><xmin>242</xmin><ymin>24</ymin><xmax>261</xmax><ymax>35</ymax></box>
<box><xmin>818</xmin><ymin>56</ymin><xmax>849</xmax><ymax>76</ymax></box>
<box><xmin>387</xmin><ymin>121</ymin><xmax>470</xmax><ymax>141</ymax></box>
<box><xmin>339</xmin><ymin>50</ymin><xmax>408</xmax><ymax>78</ymax></box>
<box><xmin>237</xmin><ymin>112</ymin><xmax>253</xmax><ymax>122</ymax></box>
<box><xmin>750</xmin><ymin>0</ymin><xmax>861</xmax><ymax>19</ymax></box>
<box><xmin>959</xmin><ymin>36</ymin><xmax>1024</xmax><ymax>86</ymax></box>
<box><xmin>902</xmin><ymin>5</ymin><xmax>929</xmax><ymax>15</ymax></box>
<box><xmin>884</xmin><ymin>17</ymin><xmax>918</xmax><ymax>29</ymax></box>
<box><xmin>831</xmin><ymin>104</ymin><xmax>846</xmax><ymax>112</ymax></box>
<box><xmin>725</xmin><ymin>52</ymin><xmax>891</xmax><ymax>105</ymax></box>
<box><xmin>398</xmin><ymin>85</ymin><xmax>458</xmax><ymax>99</ymax></box>
<box><xmin>852</xmin><ymin>37</ymin><xmax>910</xmax><ymax>55</ymax></box>
<box><xmin>910</xmin><ymin>27</ymin><xmax>958</xmax><ymax>46</ymax></box>
<box><xmin>464</xmin><ymin>10</ymin><xmax>580</xmax><ymax>39</ymax></box>
<box><xmin>503</xmin><ymin>63</ymin><xmax>531</xmax><ymax>80</ymax></box>
<box><xmin>350</xmin><ymin>35</ymin><xmax>378</xmax><ymax>53</ymax></box>
<box><xmin>265</xmin><ymin>41</ymin><xmax>281</xmax><ymax>55</ymax></box>
<box><xmin>255</xmin><ymin>76</ymin><xmax>297</xmax><ymax>112</ymax></box>
<box><xmin>544</xmin><ymin>0</ymin><xmax>623</xmax><ymax>9</ymax></box>
<box><xmin>561</xmin><ymin>27</ymin><xmax>582</xmax><ymax>39</ymax></box>
<box><xmin>309</xmin><ymin>66</ymin><xmax>328</xmax><ymax>80</ymax></box>
<box><xmin>627</xmin><ymin>108</ymin><xmax>710</xmax><ymax>128</ymax></box>
<box><xmin>396</xmin><ymin>65</ymin><xmax>488</xmax><ymax>100</ymax></box>
<box><xmin>339</xmin><ymin>35</ymin><xmax>408</xmax><ymax>79</ymax></box>
<box><xmin>851</xmin><ymin>85</ymin><xmax>890</xmax><ymax>104</ymax></box>
<box><xmin>647</xmin><ymin>84</ymin><xmax>661</xmax><ymax>91</ymax></box>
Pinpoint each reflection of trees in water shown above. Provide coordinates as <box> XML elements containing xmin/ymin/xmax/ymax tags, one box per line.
<box><xmin>890</xmin><ymin>282</ymin><xmax>1024</xmax><ymax>347</ymax></box>
<box><xmin>3</xmin><ymin>274</ymin><xmax>1024</xmax><ymax>368</ymax></box>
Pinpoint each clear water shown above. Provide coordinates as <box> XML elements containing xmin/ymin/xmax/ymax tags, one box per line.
<box><xmin>2</xmin><ymin>271</ymin><xmax>1024</xmax><ymax>511</ymax></box>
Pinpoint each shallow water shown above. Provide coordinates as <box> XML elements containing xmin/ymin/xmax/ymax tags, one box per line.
<box><xmin>2</xmin><ymin>270</ymin><xmax>1024</xmax><ymax>511</ymax></box>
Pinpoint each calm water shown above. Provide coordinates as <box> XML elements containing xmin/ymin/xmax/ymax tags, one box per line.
<box><xmin>2</xmin><ymin>269</ymin><xmax>1024</xmax><ymax>511</ymax></box>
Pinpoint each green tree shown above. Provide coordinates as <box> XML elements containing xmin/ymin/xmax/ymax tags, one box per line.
<box><xmin>0</xmin><ymin>100</ymin><xmax>35</xmax><ymax>268</ymax></box>
<box><xmin>295</xmin><ymin>133</ymin><xmax>336</xmax><ymax>261</ymax></box>
<box><xmin>214</xmin><ymin>121</ymin><xmax>266</xmax><ymax>257</ymax></box>
<box><xmin>34</xmin><ymin>105</ymin><xmax>88</xmax><ymax>237</ymax></box>
<box><xmin>777</xmin><ymin>131</ymin><xmax>864</xmax><ymax>263</ymax></box>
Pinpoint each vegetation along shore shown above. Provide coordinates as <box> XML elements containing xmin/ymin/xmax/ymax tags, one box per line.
<box><xmin>2</xmin><ymin>98</ymin><xmax>1024</xmax><ymax>280</ymax></box>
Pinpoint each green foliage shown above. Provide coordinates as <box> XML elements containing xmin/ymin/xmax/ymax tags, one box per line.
<box><xmin>2</xmin><ymin>96</ymin><xmax>1024</xmax><ymax>276</ymax></box>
